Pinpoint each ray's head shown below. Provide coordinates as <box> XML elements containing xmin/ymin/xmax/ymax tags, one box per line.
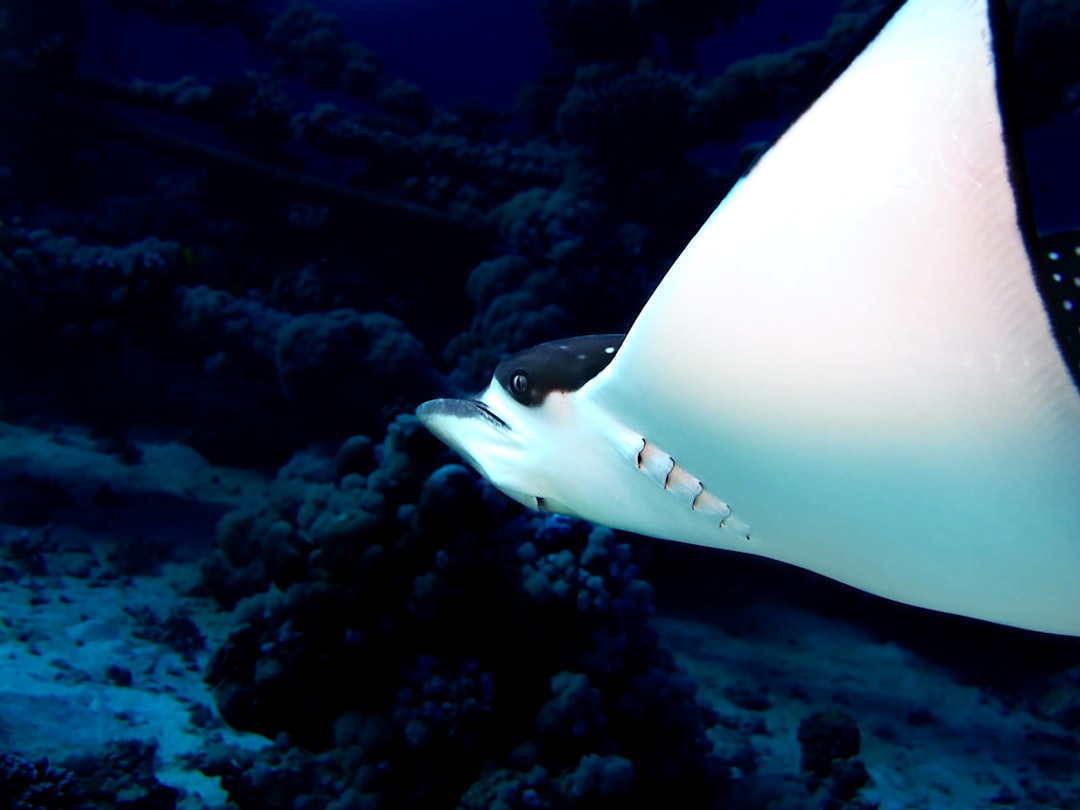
<box><xmin>416</xmin><ymin>334</ymin><xmax>624</xmax><ymax>510</ymax></box>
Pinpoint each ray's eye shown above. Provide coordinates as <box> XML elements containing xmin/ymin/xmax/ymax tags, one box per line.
<box><xmin>510</xmin><ymin>370</ymin><xmax>529</xmax><ymax>396</ymax></box>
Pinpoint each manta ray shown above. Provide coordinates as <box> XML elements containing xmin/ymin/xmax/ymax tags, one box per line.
<box><xmin>418</xmin><ymin>0</ymin><xmax>1080</xmax><ymax>636</ymax></box>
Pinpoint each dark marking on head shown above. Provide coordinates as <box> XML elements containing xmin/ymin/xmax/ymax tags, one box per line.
<box><xmin>495</xmin><ymin>334</ymin><xmax>625</xmax><ymax>407</ymax></box>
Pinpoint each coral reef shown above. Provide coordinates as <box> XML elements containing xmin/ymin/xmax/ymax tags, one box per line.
<box><xmin>556</xmin><ymin>65</ymin><xmax>696</xmax><ymax>155</ymax></box>
<box><xmin>0</xmin><ymin>753</ymin><xmax>85</xmax><ymax>810</ymax></box>
<box><xmin>0</xmin><ymin>223</ymin><xmax>441</xmax><ymax>457</ymax></box>
<box><xmin>202</xmin><ymin>422</ymin><xmax>731</xmax><ymax>807</ymax></box>
<box><xmin>0</xmin><ymin>740</ymin><xmax>179</xmax><ymax>810</ymax></box>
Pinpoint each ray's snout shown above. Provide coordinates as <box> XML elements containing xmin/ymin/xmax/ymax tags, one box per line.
<box><xmin>416</xmin><ymin>397</ymin><xmax>509</xmax><ymax>431</ymax></box>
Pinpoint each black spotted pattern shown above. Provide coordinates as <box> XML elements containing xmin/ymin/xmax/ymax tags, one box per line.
<box><xmin>1038</xmin><ymin>230</ymin><xmax>1080</xmax><ymax>394</ymax></box>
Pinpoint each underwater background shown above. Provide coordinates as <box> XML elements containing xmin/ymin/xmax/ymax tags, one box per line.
<box><xmin>1</xmin><ymin>0</ymin><xmax>1079</xmax><ymax>807</ymax></box>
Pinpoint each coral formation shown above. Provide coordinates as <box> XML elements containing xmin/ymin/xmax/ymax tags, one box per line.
<box><xmin>0</xmin><ymin>753</ymin><xmax>84</xmax><ymax>809</ymax></box>
<box><xmin>202</xmin><ymin>422</ymin><xmax>729</xmax><ymax>806</ymax></box>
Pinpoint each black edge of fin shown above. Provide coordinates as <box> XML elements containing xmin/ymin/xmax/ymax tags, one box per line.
<box><xmin>987</xmin><ymin>0</ymin><xmax>1080</xmax><ymax>393</ymax></box>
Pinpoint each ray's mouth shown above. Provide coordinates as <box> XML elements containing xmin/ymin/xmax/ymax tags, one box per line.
<box><xmin>470</xmin><ymin>399</ymin><xmax>510</xmax><ymax>430</ymax></box>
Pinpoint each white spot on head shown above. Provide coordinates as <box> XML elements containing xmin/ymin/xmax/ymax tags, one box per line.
<box><xmin>1049</xmin><ymin>251</ymin><xmax>1060</xmax><ymax>261</ymax></box>
<box><xmin>1053</xmin><ymin>273</ymin><xmax>1063</xmax><ymax>282</ymax></box>
<box><xmin>577</xmin><ymin>354</ymin><xmax>586</xmax><ymax>360</ymax></box>
<box><xmin>604</xmin><ymin>346</ymin><xmax>615</xmax><ymax>354</ymax></box>
<box><xmin>1065</xmin><ymin>301</ymin><xmax>1075</xmax><ymax>311</ymax></box>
